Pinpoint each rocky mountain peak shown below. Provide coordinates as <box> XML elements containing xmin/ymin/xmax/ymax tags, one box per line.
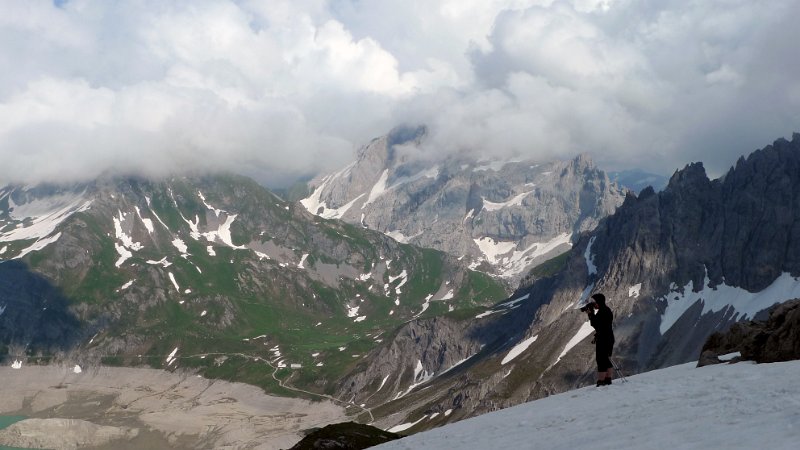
<box><xmin>354</xmin><ymin>125</ymin><xmax>428</xmax><ymax>171</ymax></box>
<box><xmin>387</xmin><ymin>124</ymin><xmax>427</xmax><ymax>148</ymax></box>
<box><xmin>568</xmin><ymin>152</ymin><xmax>595</xmax><ymax>171</ymax></box>
<box><xmin>302</xmin><ymin>130</ymin><xmax>627</xmax><ymax>283</ymax></box>
<box><xmin>666</xmin><ymin>161</ymin><xmax>709</xmax><ymax>191</ymax></box>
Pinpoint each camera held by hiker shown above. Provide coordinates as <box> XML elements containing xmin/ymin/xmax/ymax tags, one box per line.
<box><xmin>585</xmin><ymin>293</ymin><xmax>615</xmax><ymax>386</ymax></box>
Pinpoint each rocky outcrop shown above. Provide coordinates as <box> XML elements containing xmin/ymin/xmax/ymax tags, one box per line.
<box><xmin>699</xmin><ymin>299</ymin><xmax>800</xmax><ymax>365</ymax></box>
<box><xmin>289</xmin><ymin>422</ymin><xmax>402</xmax><ymax>450</ymax></box>
<box><xmin>302</xmin><ymin>127</ymin><xmax>627</xmax><ymax>282</ymax></box>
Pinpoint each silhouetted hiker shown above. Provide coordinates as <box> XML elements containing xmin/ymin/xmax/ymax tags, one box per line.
<box><xmin>586</xmin><ymin>293</ymin><xmax>615</xmax><ymax>386</ymax></box>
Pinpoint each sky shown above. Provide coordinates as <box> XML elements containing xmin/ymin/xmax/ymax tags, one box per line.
<box><xmin>1</xmin><ymin>0</ymin><xmax>799</xmax><ymax>186</ymax></box>
<box><xmin>374</xmin><ymin>359</ymin><xmax>800</xmax><ymax>450</ymax></box>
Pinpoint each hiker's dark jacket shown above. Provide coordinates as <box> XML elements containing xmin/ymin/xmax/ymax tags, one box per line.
<box><xmin>590</xmin><ymin>304</ymin><xmax>615</xmax><ymax>344</ymax></box>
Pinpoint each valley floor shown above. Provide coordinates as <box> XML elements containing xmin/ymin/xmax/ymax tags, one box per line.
<box><xmin>375</xmin><ymin>359</ymin><xmax>800</xmax><ymax>449</ymax></box>
<box><xmin>0</xmin><ymin>365</ymin><xmax>346</xmax><ymax>449</ymax></box>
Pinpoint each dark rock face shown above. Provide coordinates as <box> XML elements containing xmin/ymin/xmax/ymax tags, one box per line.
<box><xmin>586</xmin><ymin>133</ymin><xmax>800</xmax><ymax>366</ymax></box>
<box><xmin>0</xmin><ymin>260</ymin><xmax>83</xmax><ymax>354</ymax></box>
<box><xmin>700</xmin><ymin>299</ymin><xmax>800</xmax><ymax>365</ymax></box>
<box><xmin>288</xmin><ymin>422</ymin><xmax>402</xmax><ymax>450</ymax></box>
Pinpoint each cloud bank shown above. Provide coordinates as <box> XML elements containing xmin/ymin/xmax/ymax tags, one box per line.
<box><xmin>1</xmin><ymin>0</ymin><xmax>799</xmax><ymax>185</ymax></box>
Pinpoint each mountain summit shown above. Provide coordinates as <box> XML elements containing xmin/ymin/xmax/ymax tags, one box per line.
<box><xmin>301</xmin><ymin>128</ymin><xmax>627</xmax><ymax>282</ymax></box>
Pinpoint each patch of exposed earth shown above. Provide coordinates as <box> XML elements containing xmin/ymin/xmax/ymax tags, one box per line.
<box><xmin>0</xmin><ymin>365</ymin><xmax>346</xmax><ymax>449</ymax></box>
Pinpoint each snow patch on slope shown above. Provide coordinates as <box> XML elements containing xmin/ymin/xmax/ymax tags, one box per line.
<box><xmin>361</xmin><ymin>169</ymin><xmax>389</xmax><ymax>209</ymax></box>
<box><xmin>481</xmin><ymin>191</ymin><xmax>532</xmax><ymax>211</ymax></box>
<box><xmin>386</xmin><ymin>229</ymin><xmax>422</xmax><ymax>244</ymax></box>
<box><xmin>1</xmin><ymin>190</ymin><xmax>91</xmax><ymax>243</ymax></box>
<box><xmin>474</xmin><ymin>237</ymin><xmax>516</xmax><ymax>265</ymax></box>
<box><xmin>135</xmin><ymin>206</ymin><xmax>155</xmax><ymax>234</ymax></box>
<box><xmin>585</xmin><ymin>236</ymin><xmax>597</xmax><ymax>276</ymax></box>
<box><xmin>474</xmin><ymin>233</ymin><xmax>572</xmax><ymax>279</ymax></box>
<box><xmin>660</xmin><ymin>272</ymin><xmax>800</xmax><ymax>334</ymax></box>
<box><xmin>551</xmin><ymin>321</ymin><xmax>595</xmax><ymax>368</ymax></box>
<box><xmin>501</xmin><ymin>335</ymin><xmax>538</xmax><ymax>365</ymax></box>
<box><xmin>17</xmin><ymin>232</ymin><xmax>63</xmax><ymax>259</ymax></box>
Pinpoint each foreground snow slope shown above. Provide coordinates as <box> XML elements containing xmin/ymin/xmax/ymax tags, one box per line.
<box><xmin>376</xmin><ymin>360</ymin><xmax>800</xmax><ymax>450</ymax></box>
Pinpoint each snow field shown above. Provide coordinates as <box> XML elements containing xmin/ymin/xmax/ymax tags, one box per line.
<box><xmin>375</xmin><ymin>360</ymin><xmax>800</xmax><ymax>450</ymax></box>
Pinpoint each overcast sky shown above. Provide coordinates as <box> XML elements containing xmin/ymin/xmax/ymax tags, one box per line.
<box><xmin>1</xmin><ymin>0</ymin><xmax>799</xmax><ymax>186</ymax></box>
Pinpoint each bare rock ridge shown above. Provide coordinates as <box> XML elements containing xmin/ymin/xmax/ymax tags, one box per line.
<box><xmin>301</xmin><ymin>126</ymin><xmax>627</xmax><ymax>282</ymax></box>
<box><xmin>332</xmin><ymin>133</ymin><xmax>800</xmax><ymax>433</ymax></box>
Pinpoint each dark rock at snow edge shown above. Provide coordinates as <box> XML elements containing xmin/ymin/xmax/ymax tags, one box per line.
<box><xmin>698</xmin><ymin>299</ymin><xmax>800</xmax><ymax>367</ymax></box>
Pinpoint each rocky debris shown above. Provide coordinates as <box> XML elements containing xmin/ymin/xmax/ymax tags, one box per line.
<box><xmin>0</xmin><ymin>418</ymin><xmax>138</xmax><ymax>450</ymax></box>
<box><xmin>699</xmin><ymin>299</ymin><xmax>800</xmax><ymax>366</ymax></box>
<box><xmin>0</xmin><ymin>365</ymin><xmax>347</xmax><ymax>450</ymax></box>
<box><xmin>288</xmin><ymin>422</ymin><xmax>402</xmax><ymax>450</ymax></box>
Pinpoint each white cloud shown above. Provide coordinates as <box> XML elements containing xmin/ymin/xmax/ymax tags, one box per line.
<box><xmin>0</xmin><ymin>0</ymin><xmax>799</xmax><ymax>185</ymax></box>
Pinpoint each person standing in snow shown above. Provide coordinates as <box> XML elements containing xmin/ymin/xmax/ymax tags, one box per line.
<box><xmin>586</xmin><ymin>293</ymin><xmax>615</xmax><ymax>386</ymax></box>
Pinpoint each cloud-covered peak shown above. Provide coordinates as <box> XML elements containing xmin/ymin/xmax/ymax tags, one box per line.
<box><xmin>1</xmin><ymin>0</ymin><xmax>798</xmax><ymax>185</ymax></box>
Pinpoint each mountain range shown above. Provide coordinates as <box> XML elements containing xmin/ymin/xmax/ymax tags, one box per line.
<box><xmin>330</xmin><ymin>133</ymin><xmax>800</xmax><ymax>432</ymax></box>
<box><xmin>1</xmin><ymin>132</ymin><xmax>799</xmax><ymax>446</ymax></box>
<box><xmin>0</xmin><ymin>174</ymin><xmax>506</xmax><ymax>403</ymax></box>
<box><xmin>300</xmin><ymin>126</ymin><xmax>627</xmax><ymax>283</ymax></box>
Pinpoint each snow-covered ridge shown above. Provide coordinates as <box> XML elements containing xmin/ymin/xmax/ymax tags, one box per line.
<box><xmin>302</xmin><ymin>163</ymin><xmax>439</xmax><ymax>220</ymax></box>
<box><xmin>0</xmin><ymin>188</ymin><xmax>92</xmax><ymax>258</ymax></box>
<box><xmin>660</xmin><ymin>271</ymin><xmax>800</xmax><ymax>334</ymax></box>
<box><xmin>376</xmin><ymin>360</ymin><xmax>800</xmax><ymax>449</ymax></box>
